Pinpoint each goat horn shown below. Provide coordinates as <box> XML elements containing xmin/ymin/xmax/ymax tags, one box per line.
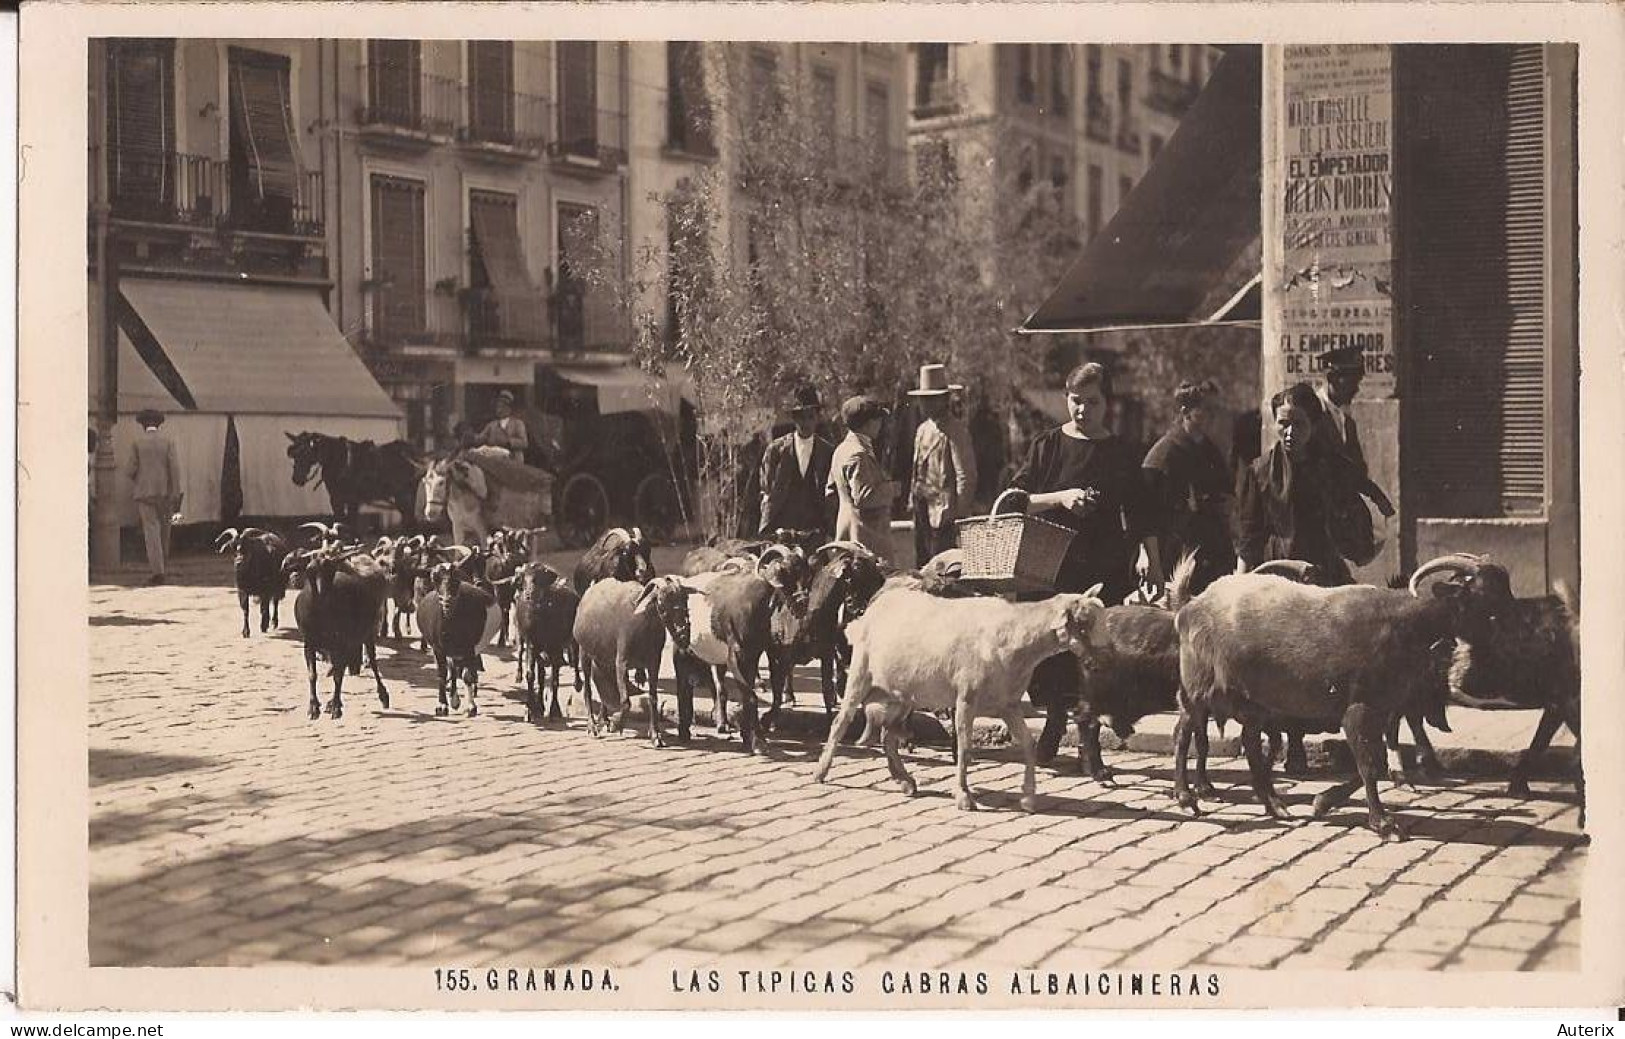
<box><xmin>1408</xmin><ymin>554</ymin><xmax>1483</xmax><ymax>598</ymax></box>
<box><xmin>442</xmin><ymin>545</ymin><xmax>474</xmax><ymax>565</ymax></box>
<box><xmin>717</xmin><ymin>556</ymin><xmax>752</xmax><ymax>574</ymax></box>
<box><xmin>606</xmin><ymin>527</ymin><xmax>632</xmax><ymax>544</ymax></box>
<box><xmin>1251</xmin><ymin>559</ymin><xmax>1317</xmax><ymax>583</ymax></box>
<box><xmin>298</xmin><ymin>521</ymin><xmax>332</xmax><ymax>541</ymax></box>
<box><xmin>214</xmin><ymin>528</ymin><xmax>241</xmax><ymax>552</ymax></box>
<box><xmin>630</xmin><ymin>527</ymin><xmax>645</xmax><ymax>543</ymax></box>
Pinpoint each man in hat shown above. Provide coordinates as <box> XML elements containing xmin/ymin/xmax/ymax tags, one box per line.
<box><xmin>126</xmin><ymin>409</ymin><xmax>181</xmax><ymax>585</ymax></box>
<box><xmin>828</xmin><ymin>395</ymin><xmax>899</xmax><ymax>561</ymax></box>
<box><xmin>908</xmin><ymin>363</ymin><xmax>974</xmax><ymax>566</ymax></box>
<box><xmin>480</xmin><ymin>390</ymin><xmax>530</xmax><ymax>462</ymax></box>
<box><xmin>1314</xmin><ymin>346</ymin><xmax>1395</xmax><ymax>518</ymax></box>
<box><xmin>759</xmin><ymin>384</ymin><xmax>835</xmax><ymax>538</ymax></box>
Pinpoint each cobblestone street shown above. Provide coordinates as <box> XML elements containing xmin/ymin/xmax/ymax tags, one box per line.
<box><xmin>89</xmin><ymin>559</ymin><xmax>1586</xmax><ymax>972</ymax></box>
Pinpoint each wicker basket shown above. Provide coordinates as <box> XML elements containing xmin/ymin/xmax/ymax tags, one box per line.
<box><xmin>955</xmin><ymin>489</ymin><xmax>1076</xmax><ymax>595</ymax></box>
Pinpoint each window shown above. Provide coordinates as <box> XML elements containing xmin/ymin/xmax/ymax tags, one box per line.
<box><xmin>369</xmin><ymin>174</ymin><xmax>427</xmax><ymax>339</ymax></box>
<box><xmin>468</xmin><ymin>189</ymin><xmax>543</xmax><ymax>342</ymax></box>
<box><xmin>367</xmin><ymin>40</ymin><xmax>421</xmax><ymax>128</ymax></box>
<box><xmin>1085</xmin><ymin>45</ymin><xmax>1102</xmax><ymax>100</ymax></box>
<box><xmin>1016</xmin><ymin>45</ymin><xmax>1036</xmax><ymax>104</ymax></box>
<box><xmin>811</xmin><ymin>65</ymin><xmax>838</xmax><ymax>142</ymax></box>
<box><xmin>914</xmin><ymin>43</ymin><xmax>950</xmax><ymax>111</ymax></box>
<box><xmin>466</xmin><ymin>41</ymin><xmax>514</xmax><ymax>144</ymax></box>
<box><xmin>558</xmin><ymin>41</ymin><xmax>598</xmax><ymax>158</ymax></box>
<box><xmin>1149</xmin><ymin>133</ymin><xmax>1165</xmax><ymax>160</ymax></box>
<box><xmin>106</xmin><ymin>39</ymin><xmax>175</xmax><ymax>214</ymax></box>
<box><xmin>865</xmin><ymin>81</ymin><xmax>890</xmax><ymax>148</ymax></box>
<box><xmin>1049</xmin><ymin>44</ymin><xmax>1069</xmax><ymax>112</ymax></box>
<box><xmin>1087</xmin><ymin>163</ymin><xmax>1102</xmax><ymax>234</ymax></box>
<box><xmin>1117</xmin><ymin>58</ymin><xmax>1133</xmax><ymax>119</ymax></box>
<box><xmin>666</xmin><ymin>41</ymin><xmax>714</xmax><ymax>154</ymax></box>
<box><xmin>556</xmin><ymin>201</ymin><xmax>600</xmax><ymax>350</ymax></box>
<box><xmin>1050</xmin><ymin>155</ymin><xmax>1068</xmax><ymax>191</ymax></box>
<box><xmin>228</xmin><ymin>47</ymin><xmax>301</xmax><ymax>232</ymax></box>
<box><xmin>1017</xmin><ymin>146</ymin><xmax>1035</xmax><ymax>193</ymax></box>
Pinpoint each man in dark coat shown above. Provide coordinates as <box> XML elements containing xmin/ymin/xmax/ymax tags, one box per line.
<box><xmin>1314</xmin><ymin>345</ymin><xmax>1395</xmax><ymax>519</ymax></box>
<box><xmin>759</xmin><ymin>385</ymin><xmax>835</xmax><ymax>538</ymax></box>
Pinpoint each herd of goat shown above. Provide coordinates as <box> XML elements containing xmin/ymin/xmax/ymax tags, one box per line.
<box><xmin>209</xmin><ymin>522</ymin><xmax>1584</xmax><ymax>840</ymax></box>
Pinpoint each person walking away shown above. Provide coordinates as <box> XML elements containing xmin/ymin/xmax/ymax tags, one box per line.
<box><xmin>828</xmin><ymin>396</ymin><xmax>899</xmax><ymax>563</ymax></box>
<box><xmin>1313</xmin><ymin>346</ymin><xmax>1396</xmax><ymax>520</ymax></box>
<box><xmin>1142</xmin><ymin>379</ymin><xmax>1236</xmax><ymax>596</ymax></box>
<box><xmin>1007</xmin><ymin>362</ymin><xmax>1164</xmax><ymax>762</ymax></box>
<box><xmin>907</xmin><ymin>364</ymin><xmax>973</xmax><ymax>566</ymax></box>
<box><xmin>759</xmin><ymin>385</ymin><xmax>835</xmax><ymax>539</ymax></box>
<box><xmin>947</xmin><ymin>384</ymin><xmax>980</xmax><ymax>511</ymax></box>
<box><xmin>127</xmin><ymin>409</ymin><xmax>181</xmax><ymax>586</ymax></box>
<box><xmin>480</xmin><ymin>390</ymin><xmax>530</xmax><ymax>462</ymax></box>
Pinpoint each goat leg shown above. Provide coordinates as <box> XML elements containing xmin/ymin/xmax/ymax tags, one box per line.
<box><xmin>1075</xmin><ymin>710</ymin><xmax>1114</xmax><ymax>783</ymax></box>
<box><xmin>1171</xmin><ymin>706</ymin><xmax>1202</xmax><ymax>815</ymax></box>
<box><xmin>326</xmin><ymin>667</ymin><xmax>345</xmax><ymax>722</ymax></box>
<box><xmin>305</xmin><ymin>646</ymin><xmax>321</xmax><ymax>721</ymax></box>
<box><xmin>713</xmin><ymin>665</ymin><xmax>733</xmax><ymax>736</ymax></box>
<box><xmin>951</xmin><ymin>696</ymin><xmax>979</xmax><ymax>811</ymax></box>
<box><xmin>465</xmin><ymin>662</ymin><xmax>479</xmax><ymax>718</ymax></box>
<box><xmin>1283</xmin><ymin>727</ymin><xmax>1310</xmax><ymax>776</ymax></box>
<box><xmin>1410</xmin><ymin>713</ymin><xmax>1444</xmax><ymax>778</ymax></box>
<box><xmin>1346</xmin><ymin>701</ymin><xmax>1404</xmax><ymax>840</ymax></box>
<box><xmin>673</xmin><ymin>656</ymin><xmax>694</xmax><ymax>742</ymax></box>
<box><xmin>1507</xmin><ymin>705</ymin><xmax>1564</xmax><ymax>797</ymax></box>
<box><xmin>258</xmin><ymin>596</ymin><xmax>271</xmax><ymax>635</ymax></box>
<box><xmin>820</xmin><ymin>652</ymin><xmax>837</xmax><ymax>715</ymax></box>
<box><xmin>814</xmin><ymin>645</ymin><xmax>871</xmax><ymax>783</ymax></box>
<box><xmin>239</xmin><ymin>590</ymin><xmax>251</xmax><ymax>639</ymax></box>
<box><xmin>881</xmin><ymin>708</ymin><xmax>916</xmax><ymax>797</ymax></box>
<box><xmin>524</xmin><ymin>642</ymin><xmax>541</xmax><ymax>724</ymax></box>
<box><xmin>434</xmin><ymin>653</ymin><xmax>450</xmax><ymax>716</ymax></box>
<box><xmin>366</xmin><ymin>639</ymin><xmax>388</xmax><ymax>709</ymax></box>
<box><xmin>1003</xmin><ymin>703</ymin><xmax>1041</xmax><ymax>813</ymax></box>
<box><xmin>581</xmin><ymin>658</ymin><xmax>601</xmax><ymax>737</ymax></box>
<box><xmin>549</xmin><ymin>654</ymin><xmax>566</xmax><ymax>721</ymax></box>
<box><xmin>1241</xmin><ymin>722</ymin><xmax>1292</xmax><ymax>822</ymax></box>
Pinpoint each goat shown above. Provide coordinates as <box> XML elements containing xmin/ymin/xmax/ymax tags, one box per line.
<box><xmin>813</xmin><ymin>586</ymin><xmax>1110</xmax><ymax>812</ymax></box>
<box><xmin>573</xmin><ymin>526</ymin><xmax>654</xmax><ymax>595</ymax></box>
<box><xmin>511</xmin><ymin>562</ymin><xmax>582</xmax><ymax>724</ymax></box>
<box><xmin>298</xmin><ymin>521</ymin><xmax>348</xmax><ymax>550</ymax></box>
<box><xmin>483</xmin><ymin>528</ymin><xmax>528</xmax><ymax>648</ymax></box>
<box><xmin>415</xmin><ymin>547</ymin><xmax>502</xmax><ymax>718</ymax></box>
<box><xmin>1171</xmin><ymin>553</ymin><xmax>1513</xmax><ymax>839</ymax></box>
<box><xmin>633</xmin><ymin>569</ymin><xmax>779</xmax><ymax>752</ymax></box>
<box><xmin>283</xmin><ymin>543</ymin><xmax>391</xmax><ymax>720</ymax></box>
<box><xmin>573</xmin><ymin>577</ymin><xmax>668</xmax><ymax>745</ymax></box>
<box><xmin>768</xmin><ymin>541</ymin><xmax>891</xmax><ymax>716</ymax></box>
<box><xmin>215</xmin><ymin>527</ymin><xmax>290</xmax><ymax>638</ymax></box>
<box><xmin>372</xmin><ymin>535</ymin><xmax>428</xmax><ymax>640</ymax></box>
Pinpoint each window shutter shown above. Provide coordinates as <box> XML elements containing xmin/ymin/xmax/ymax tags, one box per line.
<box><xmin>667</xmin><ymin>42</ymin><xmax>712</xmax><ymax>152</ymax></box>
<box><xmin>108</xmin><ymin>40</ymin><xmax>175</xmax><ymax>206</ymax></box>
<box><xmin>1404</xmin><ymin>45</ymin><xmax>1548</xmax><ymax>517</ymax></box>
<box><xmin>368</xmin><ymin>40</ymin><xmax>421</xmax><ymax>126</ymax></box>
<box><xmin>469</xmin><ymin>190</ymin><xmax>544</xmax><ymax>339</ymax></box>
<box><xmin>370</xmin><ymin>176</ymin><xmax>426</xmax><ymax>338</ymax></box>
<box><xmin>558</xmin><ymin>42</ymin><xmax>598</xmax><ymax>154</ymax></box>
<box><xmin>468</xmin><ymin>41</ymin><xmax>513</xmax><ymax>142</ymax></box>
<box><xmin>228</xmin><ymin>48</ymin><xmax>299</xmax><ymax>203</ymax></box>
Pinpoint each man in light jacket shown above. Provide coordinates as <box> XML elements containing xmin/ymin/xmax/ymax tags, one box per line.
<box><xmin>127</xmin><ymin>409</ymin><xmax>182</xmax><ymax>585</ymax></box>
<box><xmin>907</xmin><ymin>364</ymin><xmax>973</xmax><ymax>566</ymax></box>
<box><xmin>828</xmin><ymin>395</ymin><xmax>898</xmax><ymax>563</ymax></box>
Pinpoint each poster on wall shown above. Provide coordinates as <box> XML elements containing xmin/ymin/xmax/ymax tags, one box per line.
<box><xmin>1278</xmin><ymin>43</ymin><xmax>1396</xmax><ymax>395</ymax></box>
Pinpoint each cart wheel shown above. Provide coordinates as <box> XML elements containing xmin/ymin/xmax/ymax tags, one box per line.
<box><xmin>557</xmin><ymin>473</ymin><xmax>610</xmax><ymax>548</ymax></box>
<box><xmin>633</xmin><ymin>473</ymin><xmax>684</xmax><ymax>544</ymax></box>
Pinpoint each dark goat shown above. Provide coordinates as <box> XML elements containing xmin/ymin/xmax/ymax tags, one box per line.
<box><xmin>416</xmin><ymin>560</ymin><xmax>500</xmax><ymax>718</ymax></box>
<box><xmin>573</xmin><ymin>526</ymin><xmax>654</xmax><ymax>595</ymax></box>
<box><xmin>484</xmin><ymin>529</ymin><xmax>528</xmax><ymax>647</ymax></box>
<box><xmin>573</xmin><ymin>577</ymin><xmax>669</xmax><ymax>745</ymax></box>
<box><xmin>769</xmin><ymin>540</ymin><xmax>890</xmax><ymax>716</ymax></box>
<box><xmin>283</xmin><ymin>545</ymin><xmax>390</xmax><ymax>720</ymax></box>
<box><xmin>1172</xmin><ymin>553</ymin><xmax>1512</xmax><ymax>838</ymax></box>
<box><xmin>511</xmin><ymin>562</ymin><xmax>582</xmax><ymax>724</ymax></box>
<box><xmin>215</xmin><ymin>527</ymin><xmax>290</xmax><ymax>638</ymax></box>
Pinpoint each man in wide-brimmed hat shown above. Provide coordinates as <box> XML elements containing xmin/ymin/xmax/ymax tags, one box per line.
<box><xmin>759</xmin><ymin>384</ymin><xmax>835</xmax><ymax>538</ymax></box>
<box><xmin>1314</xmin><ymin>345</ymin><xmax>1394</xmax><ymax>518</ymax></box>
<box><xmin>127</xmin><ymin>408</ymin><xmax>181</xmax><ymax>585</ymax></box>
<box><xmin>479</xmin><ymin>389</ymin><xmax>530</xmax><ymax>462</ymax></box>
<box><xmin>827</xmin><ymin>395</ymin><xmax>898</xmax><ymax>561</ymax></box>
<box><xmin>907</xmin><ymin>363</ymin><xmax>974</xmax><ymax>566</ymax></box>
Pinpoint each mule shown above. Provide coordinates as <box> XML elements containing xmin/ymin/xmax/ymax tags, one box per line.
<box><xmin>286</xmin><ymin>432</ymin><xmax>422</xmax><ymax>530</ymax></box>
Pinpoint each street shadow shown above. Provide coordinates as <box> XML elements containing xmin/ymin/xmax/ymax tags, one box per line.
<box><xmin>90</xmin><ymin>746</ymin><xmax>219</xmax><ymax>785</ymax></box>
<box><xmin>90</xmin><ymin>785</ymin><xmax>278</xmax><ymax>846</ymax></box>
<box><xmin>89</xmin><ymin>615</ymin><xmax>178</xmax><ymax>627</ymax></box>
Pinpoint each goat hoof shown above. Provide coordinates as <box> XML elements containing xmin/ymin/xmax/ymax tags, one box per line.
<box><xmin>1310</xmin><ymin>792</ymin><xmax>1337</xmax><ymax>819</ymax></box>
<box><xmin>1372</xmin><ymin>815</ymin><xmax>1407</xmax><ymax>841</ymax></box>
<box><xmin>326</xmin><ymin>703</ymin><xmax>342</xmax><ymax>721</ymax></box>
<box><xmin>1506</xmin><ymin>777</ymin><xmax>1532</xmax><ymax>797</ymax></box>
<box><xmin>1175</xmin><ymin>791</ymin><xmax>1202</xmax><ymax>816</ymax></box>
<box><xmin>307</xmin><ymin>703</ymin><xmax>320</xmax><ymax>721</ymax></box>
<box><xmin>1019</xmin><ymin>794</ymin><xmax>1040</xmax><ymax>814</ymax></box>
<box><xmin>1284</xmin><ymin>756</ymin><xmax>1310</xmax><ymax>778</ymax></box>
<box><xmin>1087</xmin><ymin>766</ymin><xmax>1116</xmax><ymax>784</ymax></box>
<box><xmin>467</xmin><ymin>704</ymin><xmax>478</xmax><ymax>718</ymax></box>
<box><xmin>376</xmin><ymin>689</ymin><xmax>389</xmax><ymax>709</ymax></box>
<box><xmin>1418</xmin><ymin>755</ymin><xmax>1446</xmax><ymax>779</ymax></box>
<box><xmin>954</xmin><ymin>793</ymin><xmax>979</xmax><ymax>812</ymax></box>
<box><xmin>435</xmin><ymin>705</ymin><xmax>448</xmax><ymax>717</ymax></box>
<box><xmin>897</xmin><ymin>778</ymin><xmax>917</xmax><ymax>797</ymax></box>
<box><xmin>675</xmin><ymin>729</ymin><xmax>692</xmax><ymax>744</ymax></box>
<box><xmin>1193</xmin><ymin>781</ymin><xmax>1218</xmax><ymax>800</ymax></box>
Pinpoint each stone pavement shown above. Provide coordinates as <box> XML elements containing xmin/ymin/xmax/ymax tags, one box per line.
<box><xmin>88</xmin><ymin>554</ymin><xmax>1586</xmax><ymax>970</ymax></box>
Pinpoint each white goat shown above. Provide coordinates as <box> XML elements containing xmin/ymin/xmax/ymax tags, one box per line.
<box><xmin>813</xmin><ymin>585</ymin><xmax>1109</xmax><ymax>812</ymax></box>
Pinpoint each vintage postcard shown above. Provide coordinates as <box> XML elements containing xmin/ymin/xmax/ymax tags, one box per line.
<box><xmin>16</xmin><ymin>0</ymin><xmax>1625</xmax><ymax>1014</ymax></box>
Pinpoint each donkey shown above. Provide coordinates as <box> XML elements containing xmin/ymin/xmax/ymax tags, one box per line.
<box><xmin>286</xmin><ymin>431</ymin><xmax>422</xmax><ymax>529</ymax></box>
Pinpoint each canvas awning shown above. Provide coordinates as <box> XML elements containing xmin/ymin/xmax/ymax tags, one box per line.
<box><xmin>555</xmin><ymin>364</ymin><xmax>693</xmax><ymax>416</ymax></box>
<box><xmin>1020</xmin><ymin>46</ymin><xmax>1263</xmax><ymax>334</ymax></box>
<box><xmin>117</xmin><ymin>278</ymin><xmax>401</xmax><ymax>417</ymax></box>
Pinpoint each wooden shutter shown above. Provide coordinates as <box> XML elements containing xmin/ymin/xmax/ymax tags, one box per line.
<box><xmin>468</xmin><ymin>41</ymin><xmax>513</xmax><ymax>142</ymax></box>
<box><xmin>368</xmin><ymin>40</ymin><xmax>420</xmax><ymax>126</ymax></box>
<box><xmin>370</xmin><ymin>175</ymin><xmax>426</xmax><ymax>338</ymax></box>
<box><xmin>1404</xmin><ymin>45</ymin><xmax>1548</xmax><ymax>516</ymax></box>
<box><xmin>558</xmin><ymin>42</ymin><xmax>598</xmax><ymax>154</ymax></box>
<box><xmin>228</xmin><ymin>48</ymin><xmax>299</xmax><ymax>203</ymax></box>
<box><xmin>107</xmin><ymin>40</ymin><xmax>175</xmax><ymax>207</ymax></box>
<box><xmin>469</xmin><ymin>190</ymin><xmax>543</xmax><ymax>339</ymax></box>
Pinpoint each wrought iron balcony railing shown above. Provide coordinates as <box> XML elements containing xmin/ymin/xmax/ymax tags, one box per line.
<box><xmin>91</xmin><ymin>144</ymin><xmax>324</xmax><ymax>237</ymax></box>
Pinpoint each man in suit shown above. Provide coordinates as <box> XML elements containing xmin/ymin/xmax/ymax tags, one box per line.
<box><xmin>908</xmin><ymin>363</ymin><xmax>974</xmax><ymax>566</ymax></box>
<box><xmin>1315</xmin><ymin>346</ymin><xmax>1395</xmax><ymax>519</ymax></box>
<box><xmin>479</xmin><ymin>390</ymin><xmax>529</xmax><ymax>462</ymax></box>
<box><xmin>126</xmin><ymin>409</ymin><xmax>182</xmax><ymax>585</ymax></box>
<box><xmin>759</xmin><ymin>385</ymin><xmax>835</xmax><ymax>538</ymax></box>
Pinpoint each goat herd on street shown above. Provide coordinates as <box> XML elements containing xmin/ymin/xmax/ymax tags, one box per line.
<box><xmin>207</xmin><ymin>521</ymin><xmax>1584</xmax><ymax>842</ymax></box>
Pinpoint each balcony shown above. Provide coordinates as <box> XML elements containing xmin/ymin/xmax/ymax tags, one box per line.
<box><xmin>365</xmin><ymin>288</ymin><xmax>461</xmax><ymax>353</ymax></box>
<box><xmin>91</xmin><ymin>145</ymin><xmax>325</xmax><ymax>239</ymax></box>
<box><xmin>356</xmin><ymin>71</ymin><xmax>460</xmax><ymax>146</ymax></box>
<box><xmin>553</xmin><ymin>284</ymin><xmax>626</xmax><ymax>354</ymax></box>
<box><xmin>547</xmin><ymin>106</ymin><xmax>628</xmax><ymax>173</ymax></box>
<box><xmin>1146</xmin><ymin>69</ymin><xmax>1201</xmax><ymax>115</ymax></box>
<box><xmin>462</xmin><ymin>288</ymin><xmax>550</xmax><ymax>353</ymax></box>
<box><xmin>457</xmin><ymin>87</ymin><xmax>552</xmax><ymax>160</ymax></box>
<box><xmin>911</xmin><ymin>78</ymin><xmax>960</xmax><ymax>119</ymax></box>
<box><xmin>1085</xmin><ymin>95</ymin><xmax>1112</xmax><ymax>143</ymax></box>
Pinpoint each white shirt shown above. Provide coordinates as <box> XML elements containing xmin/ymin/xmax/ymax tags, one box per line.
<box><xmin>1315</xmin><ymin>383</ymin><xmax>1349</xmax><ymax>446</ymax></box>
<box><xmin>793</xmin><ymin>431</ymin><xmax>814</xmax><ymax>477</ymax></box>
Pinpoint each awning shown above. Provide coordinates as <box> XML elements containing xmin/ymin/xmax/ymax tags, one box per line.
<box><xmin>555</xmin><ymin>364</ymin><xmax>692</xmax><ymax>416</ymax></box>
<box><xmin>1020</xmin><ymin>46</ymin><xmax>1263</xmax><ymax>335</ymax></box>
<box><xmin>469</xmin><ymin>195</ymin><xmax>547</xmax><ymax>339</ymax></box>
<box><xmin>117</xmin><ymin>279</ymin><xmax>401</xmax><ymax>418</ymax></box>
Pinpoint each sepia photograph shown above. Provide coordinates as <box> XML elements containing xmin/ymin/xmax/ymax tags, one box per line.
<box><xmin>15</xmin><ymin>0</ymin><xmax>1625</xmax><ymax>1016</ymax></box>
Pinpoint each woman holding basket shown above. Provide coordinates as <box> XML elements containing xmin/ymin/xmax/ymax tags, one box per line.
<box><xmin>1004</xmin><ymin>362</ymin><xmax>1164</xmax><ymax>763</ymax></box>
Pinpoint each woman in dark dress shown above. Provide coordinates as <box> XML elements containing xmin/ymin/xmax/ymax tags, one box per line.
<box><xmin>1007</xmin><ymin>362</ymin><xmax>1164</xmax><ymax>762</ymax></box>
<box><xmin>1142</xmin><ymin>379</ymin><xmax>1236</xmax><ymax>596</ymax></box>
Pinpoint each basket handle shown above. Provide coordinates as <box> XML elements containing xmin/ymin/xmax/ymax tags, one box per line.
<box><xmin>990</xmin><ymin>488</ymin><xmax>1027</xmax><ymax>517</ymax></box>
